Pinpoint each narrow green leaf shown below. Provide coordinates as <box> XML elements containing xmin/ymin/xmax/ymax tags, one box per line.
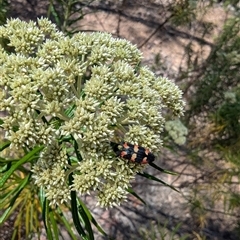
<box><xmin>0</xmin><ymin>174</ymin><xmax>30</xmax><ymax>224</ymax></box>
<box><xmin>78</xmin><ymin>198</ymin><xmax>107</xmax><ymax>237</ymax></box>
<box><xmin>0</xmin><ymin>175</ymin><xmax>29</xmax><ymax>206</ymax></box>
<box><xmin>127</xmin><ymin>188</ymin><xmax>146</xmax><ymax>205</ymax></box>
<box><xmin>67</xmin><ymin>16</ymin><xmax>84</xmax><ymax>26</ymax></box>
<box><xmin>0</xmin><ymin>206</ymin><xmax>12</xmax><ymax>224</ymax></box>
<box><xmin>0</xmin><ymin>145</ymin><xmax>44</xmax><ymax>187</ymax></box>
<box><xmin>149</xmin><ymin>162</ymin><xmax>178</xmax><ymax>175</ymax></box>
<box><xmin>42</xmin><ymin>196</ymin><xmax>48</xmax><ymax>233</ymax></box>
<box><xmin>65</xmin><ymin>104</ymin><xmax>76</xmax><ymax>118</ymax></box>
<box><xmin>47</xmin><ymin>2</ymin><xmax>61</xmax><ymax>28</ymax></box>
<box><xmin>0</xmin><ymin>162</ymin><xmax>11</xmax><ymax>173</ymax></box>
<box><xmin>138</xmin><ymin>172</ymin><xmax>180</xmax><ymax>192</ymax></box>
<box><xmin>49</xmin><ymin>210</ymin><xmax>59</xmax><ymax>240</ymax></box>
<box><xmin>25</xmin><ymin>194</ymin><xmax>30</xmax><ymax>235</ymax></box>
<box><xmin>38</xmin><ymin>187</ymin><xmax>45</xmax><ymax>209</ymax></box>
<box><xmin>72</xmin><ymin>135</ymin><xmax>82</xmax><ymax>161</ymax></box>
<box><xmin>69</xmin><ymin>168</ymin><xmax>88</xmax><ymax>240</ymax></box>
<box><xmin>43</xmin><ymin>199</ymin><xmax>54</xmax><ymax>240</ymax></box>
<box><xmin>0</xmin><ymin>140</ymin><xmax>10</xmax><ymax>151</ymax></box>
<box><xmin>78</xmin><ymin>203</ymin><xmax>94</xmax><ymax>240</ymax></box>
<box><xmin>56</xmin><ymin>208</ymin><xmax>78</xmax><ymax>240</ymax></box>
<box><xmin>29</xmin><ymin>200</ymin><xmax>35</xmax><ymax>236</ymax></box>
<box><xmin>0</xmin><ymin>157</ymin><xmax>17</xmax><ymax>163</ymax></box>
<box><xmin>71</xmin><ymin>190</ymin><xmax>88</xmax><ymax>240</ymax></box>
<box><xmin>68</xmin><ymin>153</ymin><xmax>88</xmax><ymax>239</ymax></box>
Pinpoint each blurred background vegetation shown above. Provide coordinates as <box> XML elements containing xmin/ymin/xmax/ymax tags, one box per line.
<box><xmin>1</xmin><ymin>0</ymin><xmax>240</xmax><ymax>239</ymax></box>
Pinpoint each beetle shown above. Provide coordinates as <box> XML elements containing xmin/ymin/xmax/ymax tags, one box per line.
<box><xmin>111</xmin><ymin>142</ymin><xmax>155</xmax><ymax>164</ymax></box>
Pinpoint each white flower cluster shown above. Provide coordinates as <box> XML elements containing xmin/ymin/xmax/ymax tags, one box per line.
<box><xmin>31</xmin><ymin>142</ymin><xmax>70</xmax><ymax>207</ymax></box>
<box><xmin>165</xmin><ymin>119</ymin><xmax>188</xmax><ymax>145</ymax></box>
<box><xmin>224</xmin><ymin>91</ymin><xmax>237</xmax><ymax>104</ymax></box>
<box><xmin>0</xmin><ymin>18</ymin><xmax>185</xmax><ymax>207</ymax></box>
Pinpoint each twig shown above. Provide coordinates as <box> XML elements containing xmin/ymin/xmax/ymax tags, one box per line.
<box><xmin>138</xmin><ymin>13</ymin><xmax>173</xmax><ymax>49</ymax></box>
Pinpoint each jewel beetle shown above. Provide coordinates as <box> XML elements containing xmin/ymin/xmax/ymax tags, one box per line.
<box><xmin>111</xmin><ymin>142</ymin><xmax>155</xmax><ymax>164</ymax></box>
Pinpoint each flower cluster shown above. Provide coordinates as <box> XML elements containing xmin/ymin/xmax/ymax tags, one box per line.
<box><xmin>0</xmin><ymin>18</ymin><xmax>184</xmax><ymax>207</ymax></box>
<box><xmin>165</xmin><ymin>119</ymin><xmax>188</xmax><ymax>145</ymax></box>
<box><xmin>224</xmin><ymin>91</ymin><xmax>237</xmax><ymax>104</ymax></box>
<box><xmin>31</xmin><ymin>142</ymin><xmax>70</xmax><ymax>206</ymax></box>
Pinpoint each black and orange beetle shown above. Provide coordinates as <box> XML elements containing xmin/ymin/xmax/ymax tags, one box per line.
<box><xmin>111</xmin><ymin>142</ymin><xmax>155</xmax><ymax>164</ymax></box>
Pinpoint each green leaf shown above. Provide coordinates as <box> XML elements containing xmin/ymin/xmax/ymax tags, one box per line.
<box><xmin>56</xmin><ymin>208</ymin><xmax>78</xmax><ymax>240</ymax></box>
<box><xmin>78</xmin><ymin>198</ymin><xmax>108</xmax><ymax>237</ymax></box>
<box><xmin>43</xmin><ymin>199</ymin><xmax>54</xmax><ymax>240</ymax></box>
<box><xmin>49</xmin><ymin>210</ymin><xmax>59</xmax><ymax>240</ymax></box>
<box><xmin>0</xmin><ymin>205</ymin><xmax>12</xmax><ymax>224</ymax></box>
<box><xmin>78</xmin><ymin>202</ymin><xmax>94</xmax><ymax>240</ymax></box>
<box><xmin>138</xmin><ymin>172</ymin><xmax>180</xmax><ymax>192</ymax></box>
<box><xmin>71</xmin><ymin>190</ymin><xmax>88</xmax><ymax>240</ymax></box>
<box><xmin>127</xmin><ymin>188</ymin><xmax>146</xmax><ymax>205</ymax></box>
<box><xmin>0</xmin><ymin>140</ymin><xmax>10</xmax><ymax>151</ymax></box>
<box><xmin>42</xmin><ymin>195</ymin><xmax>47</xmax><ymax>230</ymax></box>
<box><xmin>67</xmin><ymin>16</ymin><xmax>84</xmax><ymax>26</ymax></box>
<box><xmin>149</xmin><ymin>162</ymin><xmax>178</xmax><ymax>175</ymax></box>
<box><xmin>0</xmin><ymin>178</ymin><xmax>27</xmax><ymax>206</ymax></box>
<box><xmin>38</xmin><ymin>186</ymin><xmax>45</xmax><ymax>209</ymax></box>
<box><xmin>0</xmin><ymin>174</ymin><xmax>30</xmax><ymax>224</ymax></box>
<box><xmin>0</xmin><ymin>162</ymin><xmax>11</xmax><ymax>173</ymax></box>
<box><xmin>65</xmin><ymin>104</ymin><xmax>76</xmax><ymax>118</ymax></box>
<box><xmin>47</xmin><ymin>2</ymin><xmax>61</xmax><ymax>28</ymax></box>
<box><xmin>68</xmin><ymin>148</ymin><xmax>89</xmax><ymax>239</ymax></box>
<box><xmin>69</xmin><ymin>168</ymin><xmax>88</xmax><ymax>240</ymax></box>
<box><xmin>0</xmin><ymin>145</ymin><xmax>44</xmax><ymax>187</ymax></box>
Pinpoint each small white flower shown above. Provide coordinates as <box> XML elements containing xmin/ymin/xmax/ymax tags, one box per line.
<box><xmin>0</xmin><ymin>18</ymin><xmax>185</xmax><ymax>207</ymax></box>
